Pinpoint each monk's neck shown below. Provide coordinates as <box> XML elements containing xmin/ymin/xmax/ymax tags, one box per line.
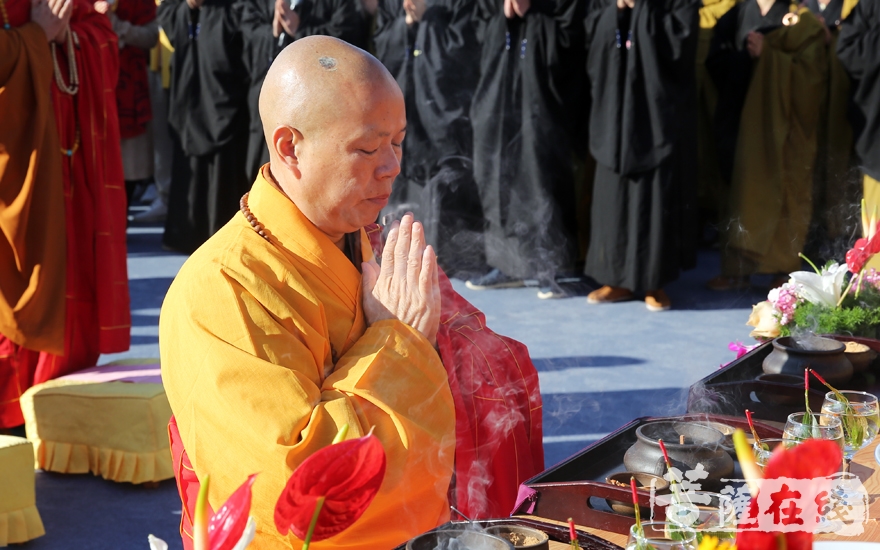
<box><xmin>264</xmin><ymin>165</ymin><xmax>347</xmax><ymax>251</ymax></box>
<box><xmin>755</xmin><ymin>0</ymin><xmax>776</xmax><ymax>16</ymax></box>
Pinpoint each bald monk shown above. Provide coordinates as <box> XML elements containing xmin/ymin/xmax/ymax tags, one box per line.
<box><xmin>161</xmin><ymin>36</ymin><xmax>453</xmax><ymax>548</ymax></box>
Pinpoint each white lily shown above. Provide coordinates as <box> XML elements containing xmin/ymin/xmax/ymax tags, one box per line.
<box><xmin>789</xmin><ymin>263</ymin><xmax>847</xmax><ymax>308</ymax></box>
<box><xmin>148</xmin><ymin>535</ymin><xmax>168</xmax><ymax>550</ymax></box>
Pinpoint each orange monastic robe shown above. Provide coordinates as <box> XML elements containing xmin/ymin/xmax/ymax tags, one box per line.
<box><xmin>0</xmin><ymin>0</ymin><xmax>130</xmax><ymax>428</ymax></box>
<box><xmin>160</xmin><ymin>169</ymin><xmax>456</xmax><ymax>549</ymax></box>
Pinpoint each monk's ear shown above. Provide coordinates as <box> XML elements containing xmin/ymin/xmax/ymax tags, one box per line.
<box><xmin>272</xmin><ymin>126</ymin><xmax>303</xmax><ymax>174</ymax></box>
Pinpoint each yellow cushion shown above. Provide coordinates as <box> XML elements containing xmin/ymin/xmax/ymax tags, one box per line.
<box><xmin>0</xmin><ymin>435</ymin><xmax>45</xmax><ymax>545</ymax></box>
<box><xmin>20</xmin><ymin>379</ymin><xmax>173</xmax><ymax>484</ymax></box>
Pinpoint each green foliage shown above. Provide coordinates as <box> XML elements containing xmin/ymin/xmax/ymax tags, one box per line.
<box><xmin>780</xmin><ymin>296</ymin><xmax>880</xmax><ymax>338</ymax></box>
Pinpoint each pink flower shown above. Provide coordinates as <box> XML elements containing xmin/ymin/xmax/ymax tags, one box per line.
<box><xmin>728</xmin><ymin>341</ymin><xmax>758</xmax><ymax>359</ymax></box>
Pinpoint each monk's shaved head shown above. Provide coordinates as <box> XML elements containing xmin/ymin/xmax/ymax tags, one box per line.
<box><xmin>257</xmin><ymin>35</ymin><xmax>407</xmax><ymax>245</ymax></box>
<box><xmin>259</xmin><ymin>36</ymin><xmax>400</xmax><ymax>148</ymax></box>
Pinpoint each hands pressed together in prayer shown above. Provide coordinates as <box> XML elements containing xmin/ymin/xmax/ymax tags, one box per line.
<box><xmin>503</xmin><ymin>0</ymin><xmax>530</xmax><ymax>19</ymax></box>
<box><xmin>361</xmin><ymin>214</ymin><xmax>441</xmax><ymax>347</ymax></box>
<box><xmin>31</xmin><ymin>0</ymin><xmax>71</xmax><ymax>43</ymax></box>
<box><xmin>273</xmin><ymin>0</ymin><xmax>300</xmax><ymax>38</ymax></box>
<box><xmin>746</xmin><ymin>31</ymin><xmax>764</xmax><ymax>58</ymax></box>
<box><xmin>403</xmin><ymin>0</ymin><xmax>425</xmax><ymax>25</ymax></box>
<box><xmin>814</xmin><ymin>14</ymin><xmax>833</xmax><ymax>43</ymax></box>
<box><xmin>616</xmin><ymin>0</ymin><xmax>634</xmax><ymax>10</ymax></box>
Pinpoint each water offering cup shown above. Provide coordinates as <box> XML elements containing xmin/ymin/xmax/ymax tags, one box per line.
<box><xmin>752</xmin><ymin>438</ymin><xmax>801</xmax><ymax>471</ymax></box>
<box><xmin>820</xmin><ymin>390</ymin><xmax>880</xmax><ymax>463</ymax></box>
<box><xmin>783</xmin><ymin>413</ymin><xmax>844</xmax><ymax>457</ymax></box>
<box><xmin>626</xmin><ymin>521</ymin><xmax>697</xmax><ymax>550</ymax></box>
<box><xmin>664</xmin><ymin>491</ymin><xmax>737</xmax><ymax>543</ymax></box>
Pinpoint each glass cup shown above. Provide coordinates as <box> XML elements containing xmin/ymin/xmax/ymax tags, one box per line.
<box><xmin>783</xmin><ymin>412</ymin><xmax>844</xmax><ymax>454</ymax></box>
<box><xmin>626</xmin><ymin>521</ymin><xmax>697</xmax><ymax>550</ymax></box>
<box><xmin>820</xmin><ymin>391</ymin><xmax>880</xmax><ymax>462</ymax></box>
<box><xmin>665</xmin><ymin>492</ymin><xmax>736</xmax><ymax>543</ymax></box>
<box><xmin>752</xmin><ymin>438</ymin><xmax>801</xmax><ymax>471</ymax></box>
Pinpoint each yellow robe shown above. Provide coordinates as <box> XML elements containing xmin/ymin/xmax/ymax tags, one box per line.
<box><xmin>725</xmin><ymin>9</ymin><xmax>828</xmax><ymax>275</ymax></box>
<box><xmin>866</xmin><ymin>174</ymin><xmax>880</xmax><ymax>270</ymax></box>
<box><xmin>159</xmin><ymin>169</ymin><xmax>456</xmax><ymax>549</ymax></box>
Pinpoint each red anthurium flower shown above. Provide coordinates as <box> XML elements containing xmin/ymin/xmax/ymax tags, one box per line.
<box><xmin>735</xmin><ymin>439</ymin><xmax>842</xmax><ymax>550</ymax></box>
<box><xmin>208</xmin><ymin>474</ymin><xmax>258</xmax><ymax>550</ymax></box>
<box><xmin>737</xmin><ymin>500</ymin><xmax>813</xmax><ymax>550</ymax></box>
<box><xmin>846</xmin><ymin>239</ymin><xmax>875</xmax><ymax>274</ymax></box>
<box><xmin>194</xmin><ymin>474</ymin><xmax>258</xmax><ymax>550</ymax></box>
<box><xmin>762</xmin><ymin>438</ymin><xmax>842</xmax><ymax>480</ymax></box>
<box><xmin>847</xmin><ymin>201</ymin><xmax>880</xmax><ymax>274</ymax></box>
<box><xmin>274</xmin><ymin>432</ymin><xmax>387</xmax><ymax>542</ymax></box>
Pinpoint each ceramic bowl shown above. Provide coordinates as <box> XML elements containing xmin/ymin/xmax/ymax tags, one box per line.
<box><xmin>406</xmin><ymin>529</ymin><xmax>514</xmax><ymax>550</ymax></box>
<box><xmin>754</xmin><ymin>373</ymin><xmax>804</xmax><ymax>405</ymax></box>
<box><xmin>843</xmin><ymin>341</ymin><xmax>878</xmax><ymax>373</ymax></box>
<box><xmin>484</xmin><ymin>525</ymin><xmax>550</xmax><ymax>550</ymax></box>
<box><xmin>605</xmin><ymin>471</ymin><xmax>670</xmax><ymax>516</ymax></box>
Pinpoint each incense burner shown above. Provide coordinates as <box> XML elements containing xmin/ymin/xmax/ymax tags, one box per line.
<box><xmin>623</xmin><ymin>421</ymin><xmax>734</xmax><ymax>491</ymax></box>
<box><xmin>762</xmin><ymin>336</ymin><xmax>852</xmax><ymax>386</ymax></box>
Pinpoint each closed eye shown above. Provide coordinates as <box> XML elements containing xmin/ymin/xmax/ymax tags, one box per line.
<box><xmin>359</xmin><ymin>148</ymin><xmax>379</xmax><ymax>155</ymax></box>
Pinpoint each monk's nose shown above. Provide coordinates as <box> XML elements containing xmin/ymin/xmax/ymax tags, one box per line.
<box><xmin>376</xmin><ymin>144</ymin><xmax>401</xmax><ymax>181</ymax></box>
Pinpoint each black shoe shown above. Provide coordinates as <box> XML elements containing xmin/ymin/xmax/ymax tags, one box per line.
<box><xmin>465</xmin><ymin>269</ymin><xmax>525</xmax><ymax>290</ymax></box>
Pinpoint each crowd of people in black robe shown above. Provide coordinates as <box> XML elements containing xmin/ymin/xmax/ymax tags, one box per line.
<box><xmin>108</xmin><ymin>0</ymin><xmax>880</xmax><ymax>312</ymax></box>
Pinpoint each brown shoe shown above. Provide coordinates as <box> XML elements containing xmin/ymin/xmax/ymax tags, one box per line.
<box><xmin>587</xmin><ymin>285</ymin><xmax>634</xmax><ymax>304</ymax></box>
<box><xmin>645</xmin><ymin>289</ymin><xmax>671</xmax><ymax>312</ymax></box>
<box><xmin>706</xmin><ymin>275</ymin><xmax>751</xmax><ymax>291</ymax></box>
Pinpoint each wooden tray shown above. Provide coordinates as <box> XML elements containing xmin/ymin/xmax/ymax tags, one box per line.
<box><xmin>394</xmin><ymin>517</ymin><xmax>622</xmax><ymax>549</ymax></box>
<box><xmin>686</xmin><ymin>337</ymin><xmax>880</xmax><ymax>423</ymax></box>
<box><xmin>517</xmin><ymin>413</ymin><xmax>781</xmax><ymax>536</ymax></box>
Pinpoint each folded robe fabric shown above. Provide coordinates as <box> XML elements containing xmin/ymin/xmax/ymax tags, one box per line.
<box><xmin>366</xmin><ymin>224</ymin><xmax>545</xmax><ymax>519</ymax></box>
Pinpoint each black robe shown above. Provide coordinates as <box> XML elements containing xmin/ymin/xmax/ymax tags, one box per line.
<box><xmin>239</xmin><ymin>0</ymin><xmax>367</xmax><ymax>180</ymax></box>
<box><xmin>706</xmin><ymin>0</ymin><xmax>789</xmax><ymax>185</ymax></box>
<box><xmin>373</xmin><ymin>0</ymin><xmax>485</xmax><ymax>275</ymax></box>
<box><xmin>837</xmin><ymin>0</ymin><xmax>880</xmax><ymax>181</ymax></box>
<box><xmin>158</xmin><ymin>0</ymin><xmax>251</xmax><ymax>254</ymax></box>
<box><xmin>470</xmin><ymin>0</ymin><xmax>585</xmax><ymax>282</ymax></box>
<box><xmin>806</xmin><ymin>0</ymin><xmax>843</xmax><ymax>26</ymax></box>
<box><xmin>583</xmin><ymin>0</ymin><xmax>700</xmax><ymax>292</ymax></box>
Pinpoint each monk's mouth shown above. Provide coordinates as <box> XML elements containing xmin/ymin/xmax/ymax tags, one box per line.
<box><xmin>367</xmin><ymin>196</ymin><xmax>390</xmax><ymax>208</ymax></box>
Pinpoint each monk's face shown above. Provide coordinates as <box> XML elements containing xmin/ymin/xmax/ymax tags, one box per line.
<box><xmin>295</xmin><ymin>82</ymin><xmax>406</xmax><ymax>238</ymax></box>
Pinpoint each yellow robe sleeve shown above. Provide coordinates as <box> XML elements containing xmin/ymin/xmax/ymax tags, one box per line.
<box><xmin>160</xmin><ymin>222</ymin><xmax>455</xmax><ymax>549</ymax></box>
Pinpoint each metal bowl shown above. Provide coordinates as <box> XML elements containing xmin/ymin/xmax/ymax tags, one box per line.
<box><xmin>605</xmin><ymin>471</ymin><xmax>669</xmax><ymax>516</ymax></box>
<box><xmin>406</xmin><ymin>528</ymin><xmax>515</xmax><ymax>550</ymax></box>
<box><xmin>484</xmin><ymin>525</ymin><xmax>549</xmax><ymax>550</ymax></box>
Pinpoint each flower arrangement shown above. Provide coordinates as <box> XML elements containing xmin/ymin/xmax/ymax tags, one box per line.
<box><xmin>149</xmin><ymin>424</ymin><xmax>386</xmax><ymax>550</ymax></box>
<box><xmin>747</xmin><ymin>201</ymin><xmax>880</xmax><ymax>340</ymax></box>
